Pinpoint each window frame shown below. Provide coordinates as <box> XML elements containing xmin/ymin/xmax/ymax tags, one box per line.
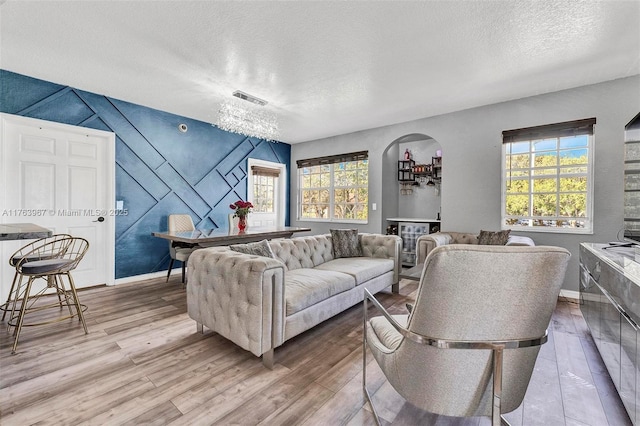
<box><xmin>252</xmin><ymin>172</ymin><xmax>276</xmax><ymax>214</ymax></box>
<box><xmin>247</xmin><ymin>158</ymin><xmax>286</xmax><ymax>227</ymax></box>
<box><xmin>297</xmin><ymin>153</ymin><xmax>369</xmax><ymax>223</ymax></box>
<box><xmin>501</xmin><ymin>119</ymin><xmax>595</xmax><ymax>234</ymax></box>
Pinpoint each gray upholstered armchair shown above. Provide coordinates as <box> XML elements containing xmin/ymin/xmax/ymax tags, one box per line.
<box><xmin>416</xmin><ymin>231</ymin><xmax>535</xmax><ymax>264</ymax></box>
<box><xmin>363</xmin><ymin>245</ymin><xmax>570</xmax><ymax>425</ymax></box>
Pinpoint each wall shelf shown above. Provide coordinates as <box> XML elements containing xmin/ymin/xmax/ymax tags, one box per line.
<box><xmin>398</xmin><ymin>157</ymin><xmax>442</xmax><ymax>181</ymax></box>
<box><xmin>397</xmin><ymin>160</ymin><xmax>415</xmax><ymax>182</ymax></box>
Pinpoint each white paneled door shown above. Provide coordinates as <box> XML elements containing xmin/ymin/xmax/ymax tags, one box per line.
<box><xmin>0</xmin><ymin>114</ymin><xmax>115</xmax><ymax>302</ymax></box>
<box><xmin>247</xmin><ymin>159</ymin><xmax>286</xmax><ymax>228</ymax></box>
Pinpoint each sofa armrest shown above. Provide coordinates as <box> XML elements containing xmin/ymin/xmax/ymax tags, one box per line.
<box><xmin>360</xmin><ymin>233</ymin><xmax>402</xmax><ymax>285</ymax></box>
<box><xmin>416</xmin><ymin>232</ymin><xmax>453</xmax><ymax>264</ymax></box>
<box><xmin>186</xmin><ymin>247</ymin><xmax>286</xmax><ymax>357</ymax></box>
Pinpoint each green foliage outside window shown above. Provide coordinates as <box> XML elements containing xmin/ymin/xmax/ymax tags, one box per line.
<box><xmin>299</xmin><ymin>160</ymin><xmax>368</xmax><ymax>221</ymax></box>
<box><xmin>504</xmin><ymin>135</ymin><xmax>591</xmax><ymax>230</ymax></box>
<box><xmin>252</xmin><ymin>175</ymin><xmax>275</xmax><ymax>213</ymax></box>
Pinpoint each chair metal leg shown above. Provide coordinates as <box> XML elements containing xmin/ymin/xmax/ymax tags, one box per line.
<box><xmin>54</xmin><ymin>274</ymin><xmax>75</xmax><ymax>317</ymax></box>
<box><xmin>166</xmin><ymin>258</ymin><xmax>175</xmax><ymax>282</ymax></box>
<box><xmin>48</xmin><ymin>274</ymin><xmax>66</xmax><ymax>310</ymax></box>
<box><xmin>65</xmin><ymin>272</ymin><xmax>88</xmax><ymax>334</ymax></box>
<box><xmin>12</xmin><ymin>276</ymin><xmax>36</xmax><ymax>354</ymax></box>
<box><xmin>181</xmin><ymin>262</ymin><xmax>186</xmax><ymax>284</ymax></box>
<box><xmin>362</xmin><ymin>296</ymin><xmax>382</xmax><ymax>426</ymax></box>
<box><xmin>492</xmin><ymin>346</ymin><xmax>510</xmax><ymax>426</ymax></box>
<box><xmin>1</xmin><ymin>271</ymin><xmax>20</xmax><ymax>321</ymax></box>
<box><xmin>6</xmin><ymin>273</ymin><xmax>27</xmax><ymax>333</ymax></box>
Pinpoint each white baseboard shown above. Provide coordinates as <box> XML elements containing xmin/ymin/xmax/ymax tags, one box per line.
<box><xmin>559</xmin><ymin>289</ymin><xmax>580</xmax><ymax>301</ymax></box>
<box><xmin>113</xmin><ymin>268</ymin><xmax>179</xmax><ymax>285</ymax></box>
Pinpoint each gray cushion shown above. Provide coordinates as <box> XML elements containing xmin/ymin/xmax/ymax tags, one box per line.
<box><xmin>11</xmin><ymin>253</ymin><xmax>55</xmax><ymax>266</ymax></box>
<box><xmin>21</xmin><ymin>258</ymin><xmax>73</xmax><ymax>274</ymax></box>
<box><xmin>314</xmin><ymin>257</ymin><xmax>394</xmax><ymax>285</ymax></box>
<box><xmin>330</xmin><ymin>229</ymin><xmax>363</xmax><ymax>258</ymax></box>
<box><xmin>285</xmin><ymin>268</ymin><xmax>355</xmax><ymax>315</ymax></box>
<box><xmin>174</xmin><ymin>247</ymin><xmax>196</xmax><ymax>262</ymax></box>
<box><xmin>477</xmin><ymin>229</ymin><xmax>511</xmax><ymax>245</ymax></box>
<box><xmin>230</xmin><ymin>239</ymin><xmax>275</xmax><ymax>258</ymax></box>
<box><xmin>369</xmin><ymin>314</ymin><xmax>408</xmax><ymax>351</ymax></box>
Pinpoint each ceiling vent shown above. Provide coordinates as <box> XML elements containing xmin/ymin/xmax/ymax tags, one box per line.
<box><xmin>232</xmin><ymin>90</ymin><xmax>268</xmax><ymax>106</ymax></box>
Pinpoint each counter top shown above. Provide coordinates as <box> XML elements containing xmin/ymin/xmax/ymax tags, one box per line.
<box><xmin>581</xmin><ymin>242</ymin><xmax>640</xmax><ymax>327</ymax></box>
<box><xmin>0</xmin><ymin>223</ymin><xmax>52</xmax><ymax>241</ymax></box>
<box><xmin>583</xmin><ymin>242</ymin><xmax>640</xmax><ymax>284</ymax></box>
<box><xmin>386</xmin><ymin>217</ymin><xmax>440</xmax><ymax>223</ymax></box>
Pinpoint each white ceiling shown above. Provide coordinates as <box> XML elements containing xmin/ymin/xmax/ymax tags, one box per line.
<box><xmin>1</xmin><ymin>1</ymin><xmax>639</xmax><ymax>144</ymax></box>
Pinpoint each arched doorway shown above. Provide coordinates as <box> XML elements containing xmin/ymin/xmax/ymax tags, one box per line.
<box><xmin>381</xmin><ymin>133</ymin><xmax>442</xmax><ymax>229</ymax></box>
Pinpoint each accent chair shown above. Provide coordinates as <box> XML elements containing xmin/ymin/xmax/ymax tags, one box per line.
<box><xmin>166</xmin><ymin>214</ymin><xmax>197</xmax><ymax>284</ymax></box>
<box><xmin>363</xmin><ymin>244</ymin><xmax>570</xmax><ymax>425</ymax></box>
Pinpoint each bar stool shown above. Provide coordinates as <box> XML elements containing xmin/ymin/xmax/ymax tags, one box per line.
<box><xmin>7</xmin><ymin>236</ymin><xmax>90</xmax><ymax>353</ymax></box>
<box><xmin>1</xmin><ymin>234</ymin><xmax>72</xmax><ymax>321</ymax></box>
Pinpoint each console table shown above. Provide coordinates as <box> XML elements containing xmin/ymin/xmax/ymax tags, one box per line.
<box><xmin>580</xmin><ymin>243</ymin><xmax>639</xmax><ymax>424</ymax></box>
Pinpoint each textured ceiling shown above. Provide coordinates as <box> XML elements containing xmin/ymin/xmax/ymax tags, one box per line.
<box><xmin>1</xmin><ymin>1</ymin><xmax>639</xmax><ymax>143</ymax></box>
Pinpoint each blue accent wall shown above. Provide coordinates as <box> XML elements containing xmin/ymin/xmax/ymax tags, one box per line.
<box><xmin>0</xmin><ymin>70</ymin><xmax>291</xmax><ymax>279</ymax></box>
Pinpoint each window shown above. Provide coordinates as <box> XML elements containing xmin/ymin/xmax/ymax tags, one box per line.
<box><xmin>248</xmin><ymin>159</ymin><xmax>286</xmax><ymax>228</ymax></box>
<box><xmin>251</xmin><ymin>166</ymin><xmax>279</xmax><ymax>213</ymax></box>
<box><xmin>502</xmin><ymin>118</ymin><xmax>595</xmax><ymax>233</ymax></box>
<box><xmin>297</xmin><ymin>151</ymin><xmax>368</xmax><ymax>222</ymax></box>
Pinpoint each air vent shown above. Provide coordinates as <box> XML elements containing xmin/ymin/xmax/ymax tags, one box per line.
<box><xmin>232</xmin><ymin>90</ymin><xmax>268</xmax><ymax>106</ymax></box>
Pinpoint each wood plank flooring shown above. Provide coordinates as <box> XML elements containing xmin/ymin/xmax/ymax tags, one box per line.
<box><xmin>0</xmin><ymin>276</ymin><xmax>632</xmax><ymax>425</ymax></box>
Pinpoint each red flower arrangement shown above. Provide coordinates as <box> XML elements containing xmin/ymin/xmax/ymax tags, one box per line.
<box><xmin>229</xmin><ymin>200</ymin><xmax>253</xmax><ymax>218</ymax></box>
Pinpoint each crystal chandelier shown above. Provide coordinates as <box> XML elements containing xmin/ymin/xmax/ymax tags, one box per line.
<box><xmin>216</xmin><ymin>92</ymin><xmax>280</xmax><ymax>141</ymax></box>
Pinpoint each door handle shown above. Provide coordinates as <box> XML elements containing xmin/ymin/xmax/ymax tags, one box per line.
<box><xmin>93</xmin><ymin>216</ymin><xmax>105</xmax><ymax>223</ymax></box>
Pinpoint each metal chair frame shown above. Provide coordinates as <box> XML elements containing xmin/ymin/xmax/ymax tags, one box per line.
<box><xmin>7</xmin><ymin>236</ymin><xmax>90</xmax><ymax>354</ymax></box>
<box><xmin>362</xmin><ymin>289</ymin><xmax>547</xmax><ymax>426</ymax></box>
<box><xmin>1</xmin><ymin>234</ymin><xmax>72</xmax><ymax>321</ymax></box>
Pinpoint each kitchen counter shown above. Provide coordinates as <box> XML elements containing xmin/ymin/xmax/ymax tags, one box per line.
<box><xmin>386</xmin><ymin>217</ymin><xmax>440</xmax><ymax>223</ymax></box>
<box><xmin>580</xmin><ymin>242</ymin><xmax>639</xmax><ymax>423</ymax></box>
<box><xmin>0</xmin><ymin>223</ymin><xmax>52</xmax><ymax>241</ymax></box>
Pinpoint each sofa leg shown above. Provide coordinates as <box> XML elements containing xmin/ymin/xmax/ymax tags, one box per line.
<box><xmin>196</xmin><ymin>322</ymin><xmax>204</xmax><ymax>334</ymax></box>
<box><xmin>392</xmin><ymin>282</ymin><xmax>400</xmax><ymax>294</ymax></box>
<box><xmin>262</xmin><ymin>349</ymin><xmax>274</xmax><ymax>370</ymax></box>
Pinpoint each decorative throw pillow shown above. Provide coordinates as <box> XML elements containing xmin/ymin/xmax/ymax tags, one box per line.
<box><xmin>229</xmin><ymin>239</ymin><xmax>275</xmax><ymax>258</ymax></box>
<box><xmin>330</xmin><ymin>229</ymin><xmax>363</xmax><ymax>258</ymax></box>
<box><xmin>477</xmin><ymin>229</ymin><xmax>511</xmax><ymax>245</ymax></box>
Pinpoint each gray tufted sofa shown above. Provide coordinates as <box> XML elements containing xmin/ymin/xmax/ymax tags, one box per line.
<box><xmin>416</xmin><ymin>231</ymin><xmax>535</xmax><ymax>264</ymax></box>
<box><xmin>186</xmin><ymin>233</ymin><xmax>402</xmax><ymax>368</ymax></box>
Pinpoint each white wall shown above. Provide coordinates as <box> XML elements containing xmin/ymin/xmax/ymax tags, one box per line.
<box><xmin>398</xmin><ymin>139</ymin><xmax>442</xmax><ymax>220</ymax></box>
<box><xmin>291</xmin><ymin>75</ymin><xmax>640</xmax><ymax>291</ymax></box>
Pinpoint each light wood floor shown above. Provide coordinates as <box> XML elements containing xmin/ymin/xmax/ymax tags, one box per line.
<box><xmin>0</xmin><ymin>276</ymin><xmax>632</xmax><ymax>425</ymax></box>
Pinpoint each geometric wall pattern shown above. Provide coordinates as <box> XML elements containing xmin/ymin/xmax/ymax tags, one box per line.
<box><xmin>0</xmin><ymin>70</ymin><xmax>291</xmax><ymax>278</ymax></box>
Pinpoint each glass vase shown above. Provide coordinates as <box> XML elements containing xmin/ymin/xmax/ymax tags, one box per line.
<box><xmin>238</xmin><ymin>216</ymin><xmax>247</xmax><ymax>232</ymax></box>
